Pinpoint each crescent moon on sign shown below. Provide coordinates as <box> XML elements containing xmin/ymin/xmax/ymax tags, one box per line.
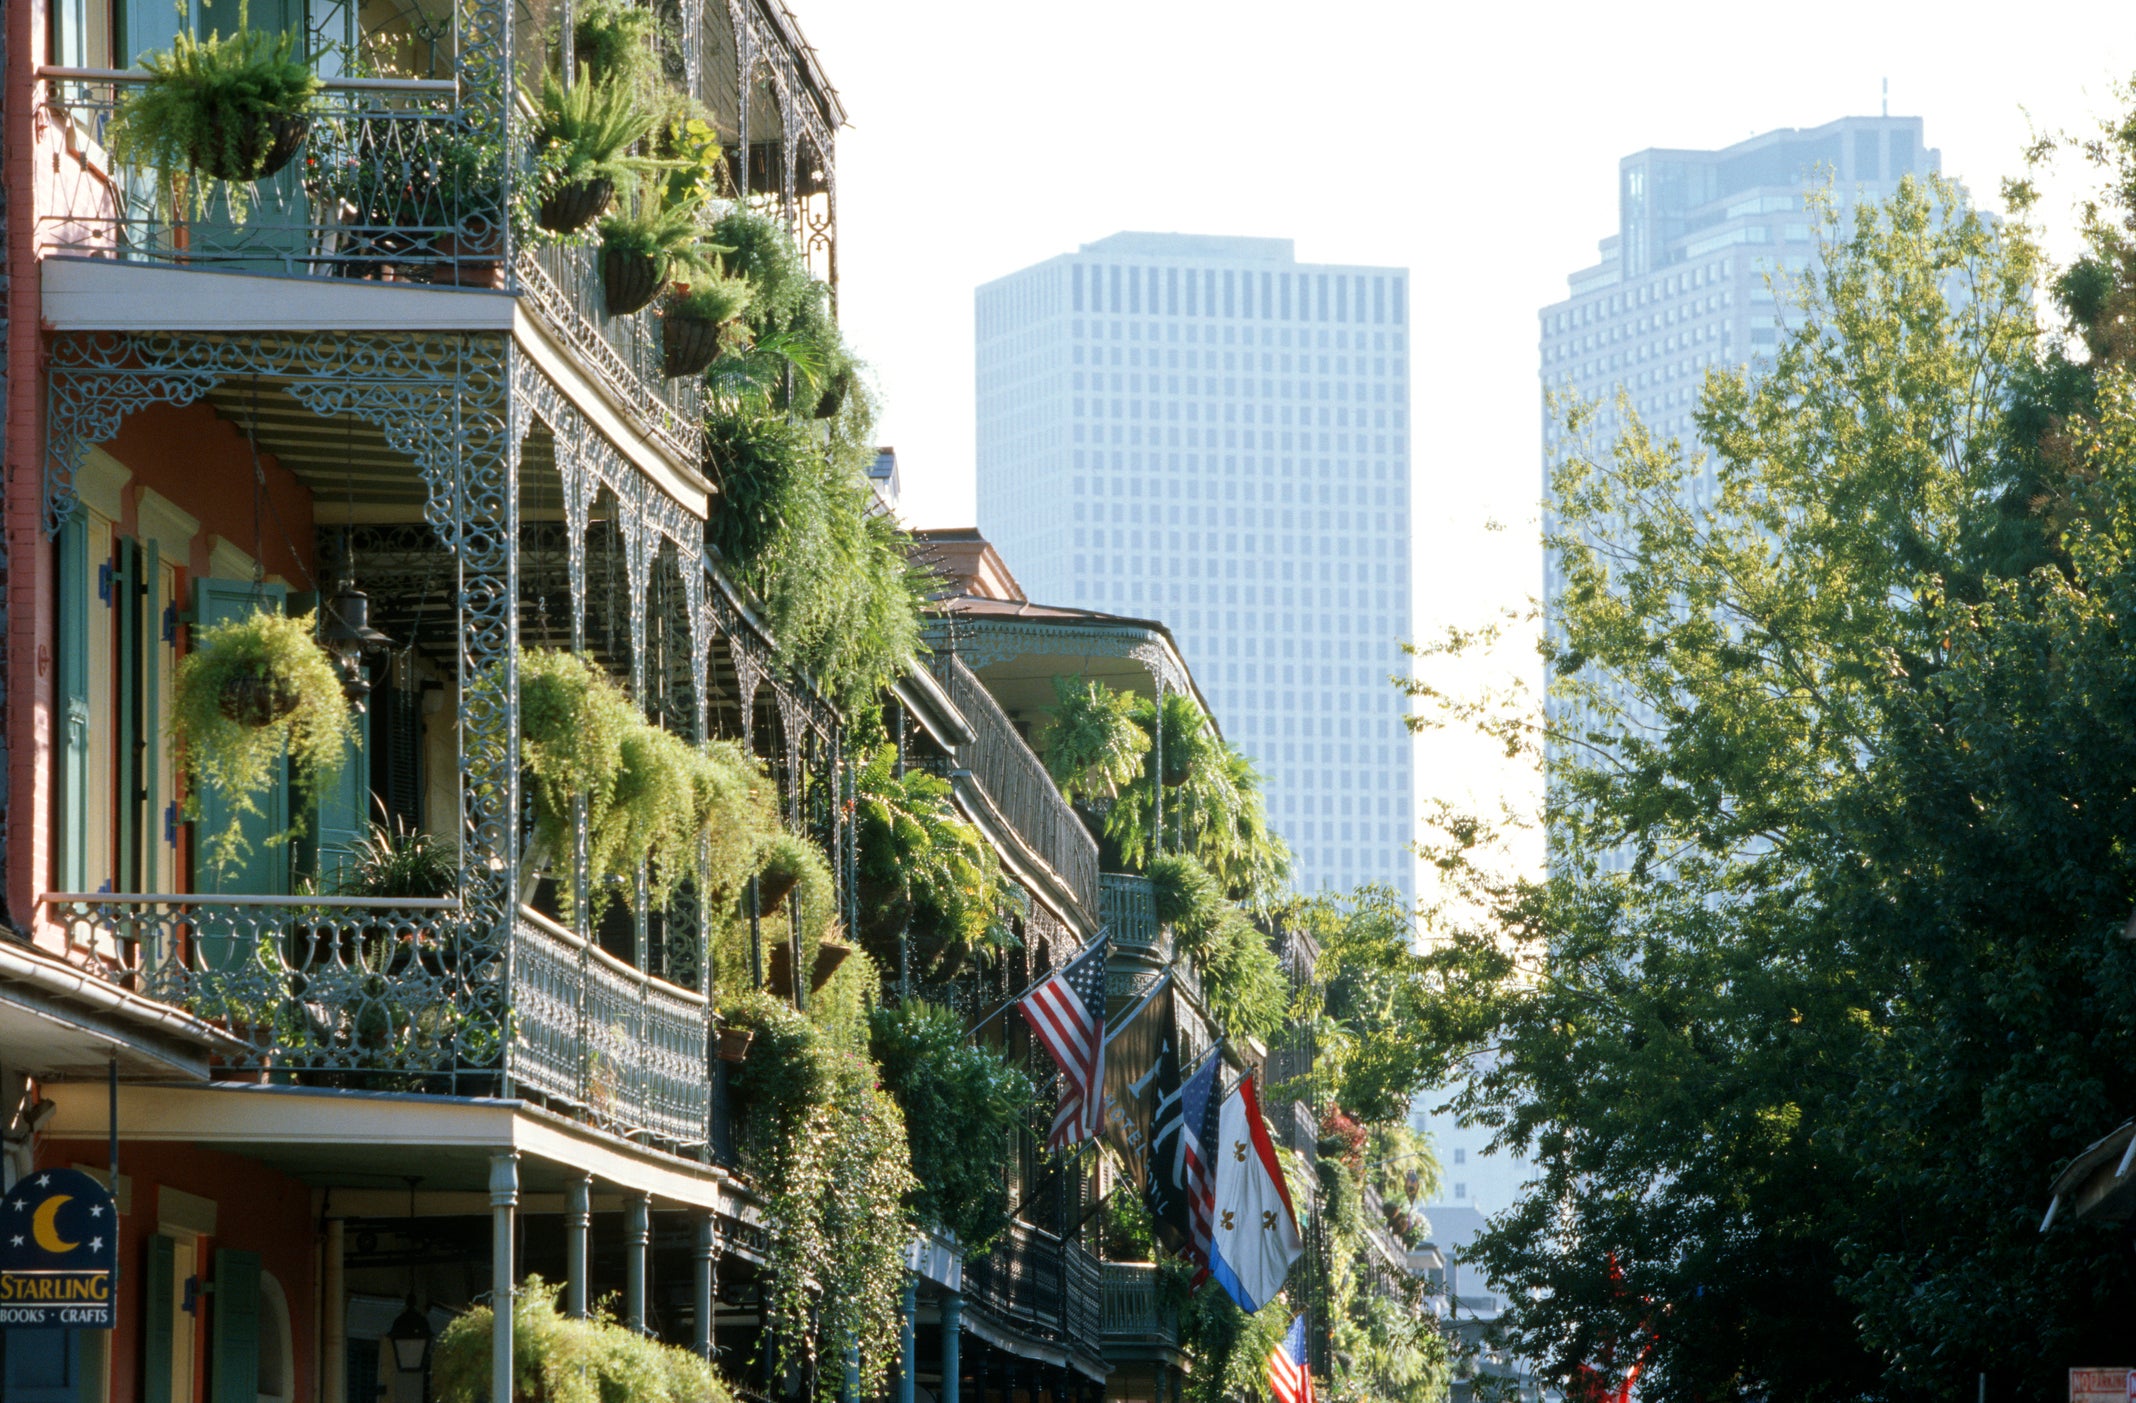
<box><xmin>32</xmin><ymin>1195</ymin><xmax>78</xmax><ymax>1254</ymax></box>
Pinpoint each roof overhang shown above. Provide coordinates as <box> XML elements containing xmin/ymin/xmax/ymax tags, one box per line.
<box><xmin>0</xmin><ymin>937</ymin><xmax>248</xmax><ymax>1081</ymax></box>
<box><xmin>41</xmin><ymin>1081</ymin><xmax>738</xmax><ymax>1213</ymax></box>
<box><xmin>2044</xmin><ymin>1119</ymin><xmax>2136</xmax><ymax>1230</ymax></box>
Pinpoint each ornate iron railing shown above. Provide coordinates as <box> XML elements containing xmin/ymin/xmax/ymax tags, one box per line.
<box><xmin>1098</xmin><ymin>872</ymin><xmax>1200</xmax><ymax>1005</ymax></box>
<box><xmin>961</xmin><ymin>1221</ymin><xmax>1105</xmax><ymax>1361</ymax></box>
<box><xmin>37</xmin><ymin>73</ymin><xmax>479</xmax><ymax>279</ymax></box>
<box><xmin>41</xmin><ymin>895</ymin><xmax>713</xmax><ymax>1149</ymax></box>
<box><xmin>44</xmin><ymin>893</ymin><xmax>493</xmax><ymax>1089</ymax></box>
<box><xmin>520</xmin><ymin>244</ymin><xmax>702</xmax><ymax>464</ymax></box>
<box><xmin>931</xmin><ymin>654</ymin><xmax>1099</xmax><ymax>919</ymax></box>
<box><xmin>1099</xmin><ymin>1262</ymin><xmax>1178</xmax><ymax>1349</ymax></box>
<box><xmin>1100</xmin><ymin>872</ymin><xmax>1159</xmax><ymax>950</ymax></box>
<box><xmin>511</xmin><ymin>908</ymin><xmax>711</xmax><ymax>1150</ymax></box>
<box><xmin>35</xmin><ymin>69</ymin><xmax>701</xmax><ymax>466</ymax></box>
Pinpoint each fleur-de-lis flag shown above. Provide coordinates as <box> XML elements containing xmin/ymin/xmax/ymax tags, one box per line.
<box><xmin>1208</xmin><ymin>1073</ymin><xmax>1303</xmax><ymax>1314</ymax></box>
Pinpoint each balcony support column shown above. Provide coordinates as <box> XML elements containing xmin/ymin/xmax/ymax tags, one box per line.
<box><xmin>625</xmin><ymin>1192</ymin><xmax>652</xmax><ymax>1332</ymax></box>
<box><xmin>489</xmin><ymin>1153</ymin><xmax>520</xmax><ymax>1403</ymax></box>
<box><xmin>940</xmin><ymin>1290</ymin><xmax>962</xmax><ymax>1403</ymax></box>
<box><xmin>322</xmin><ymin>1218</ymin><xmax>346</xmax><ymax>1403</ymax></box>
<box><xmin>565</xmin><ymin>1175</ymin><xmax>593</xmax><ymax>1319</ymax></box>
<box><xmin>896</xmin><ymin>1276</ymin><xmax>916</xmax><ymax>1403</ymax></box>
<box><xmin>693</xmin><ymin>1211</ymin><xmax>719</xmax><ymax>1359</ymax></box>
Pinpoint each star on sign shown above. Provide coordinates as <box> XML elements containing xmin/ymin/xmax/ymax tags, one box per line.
<box><xmin>89</xmin><ymin>1205</ymin><xmax>104</xmax><ymax>1218</ymax></box>
<box><xmin>10</xmin><ymin>1198</ymin><xmax>23</xmax><ymax>1211</ymax></box>
<box><xmin>89</xmin><ymin>1236</ymin><xmax>104</xmax><ymax>1253</ymax></box>
<box><xmin>9</xmin><ymin>1235</ymin><xmax>21</xmax><ymax>1248</ymax></box>
<box><xmin>36</xmin><ymin>1174</ymin><xmax>49</xmax><ymax>1188</ymax></box>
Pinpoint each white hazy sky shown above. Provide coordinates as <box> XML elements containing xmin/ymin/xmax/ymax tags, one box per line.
<box><xmin>793</xmin><ymin>0</ymin><xmax>2135</xmax><ymax>885</ymax></box>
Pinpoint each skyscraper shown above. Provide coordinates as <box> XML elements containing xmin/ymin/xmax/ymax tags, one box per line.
<box><xmin>975</xmin><ymin>232</ymin><xmax>1415</xmax><ymax>899</ymax></box>
<box><xmin>1538</xmin><ymin>117</ymin><xmax>1942</xmax><ymax>866</ymax></box>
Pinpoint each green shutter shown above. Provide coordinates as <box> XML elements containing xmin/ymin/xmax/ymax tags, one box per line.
<box><xmin>144</xmin><ymin>541</ymin><xmax>167</xmax><ymax>890</ymax></box>
<box><xmin>143</xmin><ymin>1234</ymin><xmax>176</xmax><ymax>1403</ymax></box>
<box><xmin>312</xmin><ymin>699</ymin><xmax>371</xmax><ymax>890</ymax></box>
<box><xmin>190</xmin><ymin>579</ymin><xmax>291</xmax><ymax>902</ymax></box>
<box><xmin>116</xmin><ymin>538</ymin><xmax>144</xmax><ymax>891</ymax></box>
<box><xmin>55</xmin><ymin>513</ymin><xmax>91</xmax><ymax>894</ymax></box>
<box><xmin>210</xmin><ymin>1247</ymin><xmax>261</xmax><ymax>1403</ymax></box>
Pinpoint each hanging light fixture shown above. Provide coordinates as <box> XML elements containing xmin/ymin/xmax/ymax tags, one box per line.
<box><xmin>319</xmin><ymin>514</ymin><xmax>390</xmax><ymax>712</ymax></box>
<box><xmin>388</xmin><ymin>1177</ymin><xmax>433</xmax><ymax>1375</ymax></box>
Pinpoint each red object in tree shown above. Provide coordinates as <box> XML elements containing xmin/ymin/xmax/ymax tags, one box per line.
<box><xmin>1572</xmin><ymin>1253</ymin><xmax>1661</xmax><ymax>1403</ymax></box>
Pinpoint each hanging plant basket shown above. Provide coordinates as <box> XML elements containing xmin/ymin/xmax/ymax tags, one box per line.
<box><xmin>812</xmin><ymin>365</ymin><xmax>853</xmax><ymax>420</ymax></box>
<box><xmin>537</xmin><ymin>176</ymin><xmax>614</xmax><ymax>233</ymax></box>
<box><xmin>661</xmin><ymin>311</ymin><xmax>723</xmax><ymax>378</ymax></box>
<box><xmin>715</xmin><ymin>1024</ymin><xmax>755</xmax><ymax>1063</ymax></box>
<box><xmin>218</xmin><ymin>668</ymin><xmax>303</xmax><ymax>727</ymax></box>
<box><xmin>766</xmin><ymin>938</ymin><xmax>851</xmax><ymax>999</ymax></box>
<box><xmin>602</xmin><ymin>246</ymin><xmax>663</xmax><ymax>316</ymax></box>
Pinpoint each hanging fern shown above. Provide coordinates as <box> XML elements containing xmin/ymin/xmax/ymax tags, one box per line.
<box><xmin>104</xmin><ymin>5</ymin><xmax>321</xmax><ymax>226</ymax></box>
<box><xmin>172</xmin><ymin>609</ymin><xmax>352</xmax><ymax>875</ymax></box>
<box><xmin>1037</xmin><ymin>675</ymin><xmax>1150</xmax><ymax>802</ymax></box>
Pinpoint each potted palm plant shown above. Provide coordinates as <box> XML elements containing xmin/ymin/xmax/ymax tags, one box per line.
<box><xmin>105</xmin><ymin>3</ymin><xmax>322</xmax><ymax>226</ymax></box>
<box><xmin>658</xmin><ymin>273</ymin><xmax>751</xmax><ymax>377</ymax></box>
<box><xmin>529</xmin><ymin>73</ymin><xmax>661</xmax><ymax>234</ymax></box>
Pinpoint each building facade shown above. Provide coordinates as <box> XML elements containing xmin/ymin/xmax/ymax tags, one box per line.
<box><xmin>975</xmin><ymin>232</ymin><xmax>1416</xmax><ymax>899</ymax></box>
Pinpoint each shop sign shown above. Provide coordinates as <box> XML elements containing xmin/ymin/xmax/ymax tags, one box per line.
<box><xmin>0</xmin><ymin>1168</ymin><xmax>118</xmax><ymax>1329</ymax></box>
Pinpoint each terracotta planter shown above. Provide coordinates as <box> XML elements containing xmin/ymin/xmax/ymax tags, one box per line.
<box><xmin>661</xmin><ymin>312</ymin><xmax>724</xmax><ymax>378</ymax></box>
<box><xmin>602</xmin><ymin>246</ymin><xmax>664</xmax><ymax>316</ymax></box>
<box><xmin>430</xmin><ymin>218</ymin><xmax>506</xmax><ymax>289</ymax></box>
<box><xmin>537</xmin><ymin>176</ymin><xmax>613</xmax><ymax>233</ymax></box>
<box><xmin>218</xmin><ymin>670</ymin><xmax>300</xmax><ymax>727</ymax></box>
<box><xmin>715</xmin><ymin>1025</ymin><xmax>755</xmax><ymax>1063</ymax></box>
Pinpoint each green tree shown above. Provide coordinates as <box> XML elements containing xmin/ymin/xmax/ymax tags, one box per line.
<box><xmin>1407</xmin><ymin>150</ymin><xmax>2136</xmax><ymax>1403</ymax></box>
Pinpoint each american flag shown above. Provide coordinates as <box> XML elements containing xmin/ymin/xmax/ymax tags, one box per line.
<box><xmin>1267</xmin><ymin>1313</ymin><xmax>1314</xmax><ymax>1403</ymax></box>
<box><xmin>1179</xmin><ymin>1050</ymin><xmax>1222</xmax><ymax>1265</ymax></box>
<box><xmin>1021</xmin><ymin>936</ymin><xmax>1109</xmax><ymax>1149</ymax></box>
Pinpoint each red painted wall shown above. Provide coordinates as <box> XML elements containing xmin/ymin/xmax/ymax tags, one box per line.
<box><xmin>7</xmin><ymin>0</ymin><xmax>54</xmax><ymax>941</ymax></box>
<box><xmin>39</xmin><ymin>1137</ymin><xmax>319</xmax><ymax>1403</ymax></box>
<box><xmin>105</xmin><ymin>401</ymin><xmax>317</xmax><ymax>589</ymax></box>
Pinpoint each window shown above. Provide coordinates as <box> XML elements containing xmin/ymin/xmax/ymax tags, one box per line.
<box><xmin>1453</xmin><ymin>1148</ymin><xmax>1466</xmax><ymax>1164</ymax></box>
<box><xmin>1454</xmin><ymin>1182</ymin><xmax>1467</xmax><ymax>1199</ymax></box>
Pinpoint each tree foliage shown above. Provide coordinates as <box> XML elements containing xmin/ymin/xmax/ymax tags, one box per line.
<box><xmin>869</xmin><ymin>1000</ymin><xmax>1034</xmax><ymax>1254</ymax></box>
<box><xmin>1406</xmin><ymin>145</ymin><xmax>2136</xmax><ymax>1402</ymax></box>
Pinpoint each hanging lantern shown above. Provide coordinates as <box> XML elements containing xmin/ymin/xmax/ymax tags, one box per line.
<box><xmin>319</xmin><ymin>528</ymin><xmax>391</xmax><ymax>712</ymax></box>
<box><xmin>388</xmin><ymin>1296</ymin><xmax>433</xmax><ymax>1374</ymax></box>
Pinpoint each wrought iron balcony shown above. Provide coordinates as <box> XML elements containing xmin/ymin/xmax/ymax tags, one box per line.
<box><xmin>930</xmin><ymin>653</ymin><xmax>1100</xmax><ymax>921</ymax></box>
<box><xmin>960</xmin><ymin>1221</ymin><xmax>1105</xmax><ymax>1361</ymax></box>
<box><xmin>35</xmin><ymin>68</ymin><xmax>704</xmax><ymax>466</ymax></box>
<box><xmin>1097</xmin><ymin>873</ymin><xmax>1200</xmax><ymax>1005</ymax></box>
<box><xmin>42</xmin><ymin>894</ymin><xmax>717</xmax><ymax>1154</ymax></box>
<box><xmin>1099</xmin><ymin>1262</ymin><xmax>1178</xmax><ymax>1352</ymax></box>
